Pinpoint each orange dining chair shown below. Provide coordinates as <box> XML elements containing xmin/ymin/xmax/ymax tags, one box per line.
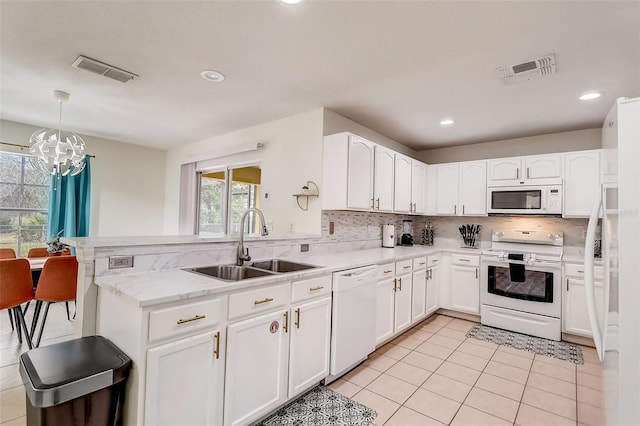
<box><xmin>27</xmin><ymin>247</ymin><xmax>49</xmax><ymax>258</ymax></box>
<box><xmin>30</xmin><ymin>256</ymin><xmax>78</xmax><ymax>348</ymax></box>
<box><xmin>0</xmin><ymin>248</ymin><xmax>16</xmax><ymax>259</ymax></box>
<box><xmin>0</xmin><ymin>249</ymin><xmax>18</xmax><ymax>330</ymax></box>
<box><xmin>0</xmin><ymin>259</ymin><xmax>35</xmax><ymax>349</ymax></box>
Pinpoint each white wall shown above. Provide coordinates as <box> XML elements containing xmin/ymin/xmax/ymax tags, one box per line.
<box><xmin>0</xmin><ymin>119</ymin><xmax>166</xmax><ymax>237</ymax></box>
<box><xmin>418</xmin><ymin>128</ymin><xmax>601</xmax><ymax>164</ymax></box>
<box><xmin>323</xmin><ymin>108</ymin><xmax>418</xmax><ymax>158</ymax></box>
<box><xmin>164</xmin><ymin>108</ymin><xmax>324</xmax><ymax>236</ymax></box>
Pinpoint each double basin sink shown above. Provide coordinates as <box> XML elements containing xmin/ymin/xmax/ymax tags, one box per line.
<box><xmin>185</xmin><ymin>259</ymin><xmax>319</xmax><ymax>282</ymax></box>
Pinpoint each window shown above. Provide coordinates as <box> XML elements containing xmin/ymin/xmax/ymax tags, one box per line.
<box><xmin>197</xmin><ymin>165</ymin><xmax>262</xmax><ymax>235</ymax></box>
<box><xmin>0</xmin><ymin>152</ymin><xmax>50</xmax><ymax>256</ymax></box>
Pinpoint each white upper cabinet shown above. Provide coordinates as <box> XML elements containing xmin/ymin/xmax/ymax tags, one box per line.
<box><xmin>459</xmin><ymin>161</ymin><xmax>487</xmax><ymax>215</ymax></box>
<box><xmin>425</xmin><ymin>165</ymin><xmax>437</xmax><ymax>215</ymax></box>
<box><xmin>322</xmin><ymin>132</ymin><xmax>374</xmax><ymax>211</ymax></box>
<box><xmin>563</xmin><ymin>150</ymin><xmax>601</xmax><ymax>218</ymax></box>
<box><xmin>394</xmin><ymin>154</ymin><xmax>413</xmax><ymax>213</ymax></box>
<box><xmin>487</xmin><ymin>154</ymin><xmax>562</xmax><ymax>184</ymax></box>
<box><xmin>436</xmin><ymin>161</ymin><xmax>487</xmax><ymax>216</ymax></box>
<box><xmin>411</xmin><ymin>161</ymin><xmax>426</xmax><ymax>214</ymax></box>
<box><xmin>347</xmin><ymin>136</ymin><xmax>375</xmax><ymax>210</ymax></box>
<box><xmin>435</xmin><ymin>163</ymin><xmax>459</xmax><ymax>215</ymax></box>
<box><xmin>373</xmin><ymin>145</ymin><xmax>395</xmax><ymax>212</ymax></box>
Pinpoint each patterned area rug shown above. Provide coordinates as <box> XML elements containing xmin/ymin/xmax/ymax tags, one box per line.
<box><xmin>467</xmin><ymin>325</ymin><xmax>584</xmax><ymax>364</ymax></box>
<box><xmin>255</xmin><ymin>385</ymin><xmax>377</xmax><ymax>426</ymax></box>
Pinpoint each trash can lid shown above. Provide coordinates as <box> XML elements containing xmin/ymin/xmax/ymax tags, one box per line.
<box><xmin>20</xmin><ymin>336</ymin><xmax>131</xmax><ymax>407</ymax></box>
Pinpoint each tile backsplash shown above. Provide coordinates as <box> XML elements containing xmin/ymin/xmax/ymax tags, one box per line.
<box><xmin>320</xmin><ymin>211</ymin><xmax>589</xmax><ymax>254</ymax></box>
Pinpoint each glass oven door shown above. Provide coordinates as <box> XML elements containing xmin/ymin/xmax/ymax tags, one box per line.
<box><xmin>487</xmin><ymin>265</ymin><xmax>554</xmax><ymax>303</ymax></box>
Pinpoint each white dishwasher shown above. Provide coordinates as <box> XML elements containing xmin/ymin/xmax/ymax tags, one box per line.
<box><xmin>326</xmin><ymin>264</ymin><xmax>378</xmax><ymax>384</ymax></box>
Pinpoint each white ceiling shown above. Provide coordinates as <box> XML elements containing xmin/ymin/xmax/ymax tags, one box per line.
<box><xmin>1</xmin><ymin>1</ymin><xmax>639</xmax><ymax>151</ymax></box>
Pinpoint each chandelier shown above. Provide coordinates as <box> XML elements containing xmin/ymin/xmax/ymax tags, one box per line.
<box><xmin>29</xmin><ymin>90</ymin><xmax>87</xmax><ymax>177</ymax></box>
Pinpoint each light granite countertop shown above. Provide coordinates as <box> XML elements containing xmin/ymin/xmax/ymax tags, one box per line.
<box><xmin>95</xmin><ymin>246</ymin><xmax>482</xmax><ymax>307</ymax></box>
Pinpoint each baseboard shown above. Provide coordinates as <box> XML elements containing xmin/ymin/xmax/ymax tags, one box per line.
<box><xmin>436</xmin><ymin>308</ymin><xmax>481</xmax><ymax>323</ymax></box>
<box><xmin>562</xmin><ymin>332</ymin><xmax>595</xmax><ymax>347</ymax></box>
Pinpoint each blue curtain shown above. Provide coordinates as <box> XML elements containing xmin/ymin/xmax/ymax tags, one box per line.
<box><xmin>47</xmin><ymin>157</ymin><xmax>91</xmax><ymax>239</ymax></box>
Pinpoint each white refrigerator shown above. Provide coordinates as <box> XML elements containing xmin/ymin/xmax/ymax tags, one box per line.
<box><xmin>584</xmin><ymin>97</ymin><xmax>640</xmax><ymax>425</ymax></box>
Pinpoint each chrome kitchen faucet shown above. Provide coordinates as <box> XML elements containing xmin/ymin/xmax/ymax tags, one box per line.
<box><xmin>237</xmin><ymin>208</ymin><xmax>269</xmax><ymax>265</ymax></box>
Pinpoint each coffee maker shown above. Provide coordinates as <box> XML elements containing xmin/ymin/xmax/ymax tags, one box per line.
<box><xmin>399</xmin><ymin>220</ymin><xmax>413</xmax><ymax>246</ymax></box>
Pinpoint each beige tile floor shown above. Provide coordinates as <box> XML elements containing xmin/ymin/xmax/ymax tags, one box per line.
<box><xmin>0</xmin><ymin>303</ymin><xmax>76</xmax><ymax>426</ymax></box>
<box><xmin>329</xmin><ymin>315</ymin><xmax>605</xmax><ymax>426</ymax></box>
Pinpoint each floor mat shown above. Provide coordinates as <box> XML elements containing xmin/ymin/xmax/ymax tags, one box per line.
<box><xmin>255</xmin><ymin>385</ymin><xmax>377</xmax><ymax>426</ymax></box>
<box><xmin>466</xmin><ymin>324</ymin><xmax>584</xmax><ymax>364</ymax></box>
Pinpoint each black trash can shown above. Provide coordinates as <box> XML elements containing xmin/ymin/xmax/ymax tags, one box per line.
<box><xmin>19</xmin><ymin>335</ymin><xmax>131</xmax><ymax>426</ymax></box>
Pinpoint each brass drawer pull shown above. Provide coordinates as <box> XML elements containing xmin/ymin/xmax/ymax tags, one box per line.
<box><xmin>176</xmin><ymin>314</ymin><xmax>206</xmax><ymax>325</ymax></box>
<box><xmin>459</xmin><ymin>259</ymin><xmax>471</xmax><ymax>262</ymax></box>
<box><xmin>398</xmin><ymin>277</ymin><xmax>402</xmax><ymax>291</ymax></box>
<box><xmin>254</xmin><ymin>297</ymin><xmax>274</xmax><ymax>305</ymax></box>
<box><xmin>577</xmin><ymin>270</ymin><xmax>584</xmax><ymax>273</ymax></box>
<box><xmin>309</xmin><ymin>286</ymin><xmax>324</xmax><ymax>291</ymax></box>
<box><xmin>419</xmin><ymin>262</ymin><xmax>426</xmax><ymax>265</ymax></box>
<box><xmin>214</xmin><ymin>331</ymin><xmax>220</xmax><ymax>359</ymax></box>
<box><xmin>295</xmin><ymin>308</ymin><xmax>301</xmax><ymax>329</ymax></box>
<box><xmin>403</xmin><ymin>265</ymin><xmax>412</xmax><ymax>269</ymax></box>
<box><xmin>432</xmin><ymin>259</ymin><xmax>439</xmax><ymax>263</ymax></box>
<box><xmin>383</xmin><ymin>270</ymin><xmax>393</xmax><ymax>274</ymax></box>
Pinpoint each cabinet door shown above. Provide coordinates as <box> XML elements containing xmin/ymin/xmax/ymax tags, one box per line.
<box><xmin>375</xmin><ymin>278</ymin><xmax>395</xmax><ymax>346</ymax></box>
<box><xmin>411</xmin><ymin>269</ymin><xmax>426</xmax><ymax>323</ymax></box>
<box><xmin>426</xmin><ymin>266</ymin><xmax>440</xmax><ymax>315</ymax></box>
<box><xmin>289</xmin><ymin>297</ymin><xmax>331</xmax><ymax>398</ymax></box>
<box><xmin>564</xmin><ymin>278</ymin><xmax>605</xmax><ymax>337</ymax></box>
<box><xmin>459</xmin><ymin>161</ymin><xmax>487</xmax><ymax>216</ymax></box>
<box><xmin>411</xmin><ymin>161</ymin><xmax>426</xmax><ymax>214</ymax></box>
<box><xmin>564</xmin><ymin>151</ymin><xmax>601</xmax><ymax>217</ymax></box>
<box><xmin>394</xmin><ymin>154</ymin><xmax>413</xmax><ymax>213</ymax></box>
<box><xmin>145</xmin><ymin>330</ymin><xmax>222</xmax><ymax>426</ymax></box>
<box><xmin>394</xmin><ymin>273</ymin><xmax>413</xmax><ymax>333</ymax></box>
<box><xmin>374</xmin><ymin>145</ymin><xmax>395</xmax><ymax>212</ymax></box>
<box><xmin>435</xmin><ymin>164</ymin><xmax>459</xmax><ymax>215</ymax></box>
<box><xmin>224</xmin><ymin>311</ymin><xmax>289</xmax><ymax>426</ymax></box>
<box><xmin>524</xmin><ymin>155</ymin><xmax>562</xmax><ymax>179</ymax></box>
<box><xmin>450</xmin><ymin>266</ymin><xmax>480</xmax><ymax>314</ymax></box>
<box><xmin>425</xmin><ymin>164</ymin><xmax>437</xmax><ymax>215</ymax></box>
<box><xmin>347</xmin><ymin>135</ymin><xmax>375</xmax><ymax>210</ymax></box>
<box><xmin>487</xmin><ymin>158</ymin><xmax>521</xmax><ymax>181</ymax></box>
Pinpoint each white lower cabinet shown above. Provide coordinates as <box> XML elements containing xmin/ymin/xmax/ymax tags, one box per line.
<box><xmin>426</xmin><ymin>263</ymin><xmax>440</xmax><ymax>315</ymax></box>
<box><xmin>375</xmin><ymin>277</ymin><xmax>396</xmax><ymax>346</ymax></box>
<box><xmin>224</xmin><ymin>309</ymin><xmax>289</xmax><ymax>426</ymax></box>
<box><xmin>449</xmin><ymin>254</ymin><xmax>480</xmax><ymax>314</ymax></box>
<box><xmin>145</xmin><ymin>330</ymin><xmax>223</xmax><ymax>426</ymax></box>
<box><xmin>411</xmin><ymin>268</ymin><xmax>427</xmax><ymax>323</ymax></box>
<box><xmin>563</xmin><ymin>263</ymin><xmax>605</xmax><ymax>337</ymax></box>
<box><xmin>394</xmin><ymin>270</ymin><xmax>413</xmax><ymax>334</ymax></box>
<box><xmin>288</xmin><ymin>297</ymin><xmax>331</xmax><ymax>398</ymax></box>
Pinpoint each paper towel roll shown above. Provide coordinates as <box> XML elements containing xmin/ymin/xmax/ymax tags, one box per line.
<box><xmin>382</xmin><ymin>224</ymin><xmax>395</xmax><ymax>248</ymax></box>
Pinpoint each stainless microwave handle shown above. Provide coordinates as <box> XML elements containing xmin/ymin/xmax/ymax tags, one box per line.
<box><xmin>516</xmin><ymin>168</ymin><xmax>519</xmax><ymax>179</ymax></box>
<box><xmin>527</xmin><ymin>167</ymin><xmax>530</xmax><ymax>178</ymax></box>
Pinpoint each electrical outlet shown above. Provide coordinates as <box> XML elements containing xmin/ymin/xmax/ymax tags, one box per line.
<box><xmin>109</xmin><ymin>255</ymin><xmax>134</xmax><ymax>269</ymax></box>
<box><xmin>329</xmin><ymin>221</ymin><xmax>334</xmax><ymax>235</ymax></box>
<box><xmin>300</xmin><ymin>244</ymin><xmax>309</xmax><ymax>252</ymax></box>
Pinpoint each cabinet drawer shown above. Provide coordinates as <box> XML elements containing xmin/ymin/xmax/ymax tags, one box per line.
<box><xmin>148</xmin><ymin>298</ymin><xmax>223</xmax><ymax>343</ymax></box>
<box><xmin>413</xmin><ymin>257</ymin><xmax>427</xmax><ymax>270</ymax></box>
<box><xmin>229</xmin><ymin>282</ymin><xmax>290</xmax><ymax>320</ymax></box>
<box><xmin>564</xmin><ymin>263</ymin><xmax>604</xmax><ymax>281</ymax></box>
<box><xmin>395</xmin><ymin>259</ymin><xmax>413</xmax><ymax>274</ymax></box>
<box><xmin>377</xmin><ymin>262</ymin><xmax>395</xmax><ymax>280</ymax></box>
<box><xmin>451</xmin><ymin>253</ymin><xmax>479</xmax><ymax>267</ymax></box>
<box><xmin>427</xmin><ymin>254</ymin><xmax>441</xmax><ymax>268</ymax></box>
<box><xmin>291</xmin><ymin>275</ymin><xmax>331</xmax><ymax>303</ymax></box>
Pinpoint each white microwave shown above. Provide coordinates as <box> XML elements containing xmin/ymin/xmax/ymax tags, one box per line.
<box><xmin>487</xmin><ymin>181</ymin><xmax>563</xmax><ymax>215</ymax></box>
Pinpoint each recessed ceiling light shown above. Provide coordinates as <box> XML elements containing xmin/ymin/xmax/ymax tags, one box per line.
<box><xmin>579</xmin><ymin>91</ymin><xmax>603</xmax><ymax>101</ymax></box>
<box><xmin>440</xmin><ymin>119</ymin><xmax>455</xmax><ymax>126</ymax></box>
<box><xmin>278</xmin><ymin>0</ymin><xmax>304</xmax><ymax>4</ymax></box>
<box><xmin>200</xmin><ymin>70</ymin><xmax>225</xmax><ymax>82</ymax></box>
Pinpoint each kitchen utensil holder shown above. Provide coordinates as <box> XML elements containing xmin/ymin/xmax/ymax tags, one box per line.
<box><xmin>459</xmin><ymin>224</ymin><xmax>481</xmax><ymax>248</ymax></box>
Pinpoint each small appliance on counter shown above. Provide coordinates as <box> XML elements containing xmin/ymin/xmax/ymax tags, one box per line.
<box><xmin>399</xmin><ymin>220</ymin><xmax>413</xmax><ymax>246</ymax></box>
<box><xmin>382</xmin><ymin>224</ymin><xmax>395</xmax><ymax>248</ymax></box>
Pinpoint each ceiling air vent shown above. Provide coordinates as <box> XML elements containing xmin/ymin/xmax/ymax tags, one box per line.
<box><xmin>71</xmin><ymin>55</ymin><xmax>138</xmax><ymax>83</ymax></box>
<box><xmin>496</xmin><ymin>54</ymin><xmax>556</xmax><ymax>85</ymax></box>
